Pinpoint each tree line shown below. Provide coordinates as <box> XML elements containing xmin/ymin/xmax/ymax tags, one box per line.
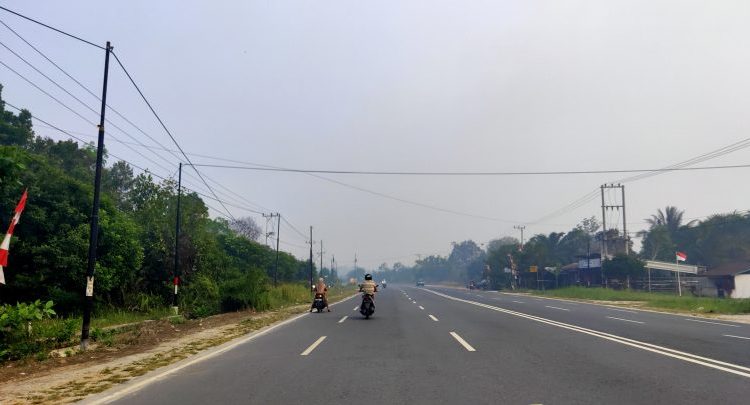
<box><xmin>0</xmin><ymin>84</ymin><xmax>316</xmax><ymax>318</ymax></box>
<box><xmin>374</xmin><ymin>209</ymin><xmax>750</xmax><ymax>289</ymax></box>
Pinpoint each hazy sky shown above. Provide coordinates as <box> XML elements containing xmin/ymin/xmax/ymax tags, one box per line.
<box><xmin>2</xmin><ymin>1</ymin><xmax>750</xmax><ymax>269</ymax></box>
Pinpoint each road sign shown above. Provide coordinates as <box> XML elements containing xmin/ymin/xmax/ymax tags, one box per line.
<box><xmin>529</xmin><ymin>265</ymin><xmax>538</xmax><ymax>273</ymax></box>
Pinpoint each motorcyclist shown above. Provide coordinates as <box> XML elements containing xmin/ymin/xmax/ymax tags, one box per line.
<box><xmin>381</xmin><ymin>279</ymin><xmax>387</xmax><ymax>289</ymax></box>
<box><xmin>359</xmin><ymin>273</ymin><xmax>378</xmax><ymax>298</ymax></box>
<box><xmin>311</xmin><ymin>277</ymin><xmax>331</xmax><ymax>312</ymax></box>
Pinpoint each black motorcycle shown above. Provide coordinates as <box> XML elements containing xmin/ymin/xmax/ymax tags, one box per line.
<box><xmin>359</xmin><ymin>294</ymin><xmax>375</xmax><ymax>319</ymax></box>
<box><xmin>312</xmin><ymin>293</ymin><xmax>326</xmax><ymax>313</ymax></box>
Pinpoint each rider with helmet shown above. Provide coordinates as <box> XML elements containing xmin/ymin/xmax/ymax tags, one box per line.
<box><xmin>359</xmin><ymin>273</ymin><xmax>378</xmax><ymax>297</ymax></box>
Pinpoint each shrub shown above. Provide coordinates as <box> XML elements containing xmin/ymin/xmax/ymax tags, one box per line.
<box><xmin>219</xmin><ymin>268</ymin><xmax>269</xmax><ymax>312</ymax></box>
<box><xmin>181</xmin><ymin>274</ymin><xmax>220</xmax><ymax>318</ymax></box>
<box><xmin>0</xmin><ymin>300</ymin><xmax>76</xmax><ymax>360</ymax></box>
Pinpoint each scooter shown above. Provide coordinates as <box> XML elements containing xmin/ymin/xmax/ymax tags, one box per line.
<box><xmin>360</xmin><ymin>294</ymin><xmax>375</xmax><ymax>319</ymax></box>
<box><xmin>312</xmin><ymin>293</ymin><xmax>326</xmax><ymax>313</ymax></box>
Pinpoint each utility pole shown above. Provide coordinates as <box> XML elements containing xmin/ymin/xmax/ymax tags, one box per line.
<box><xmin>274</xmin><ymin>213</ymin><xmax>280</xmax><ymax>288</ymax></box>
<box><xmin>309</xmin><ymin>226</ymin><xmax>313</xmax><ymax>295</ymax></box>
<box><xmin>262</xmin><ymin>213</ymin><xmax>277</xmax><ymax>247</ymax></box>
<box><xmin>319</xmin><ymin>240</ymin><xmax>324</xmax><ymax>280</ymax></box>
<box><xmin>81</xmin><ymin>41</ymin><xmax>112</xmax><ymax>351</ymax></box>
<box><xmin>354</xmin><ymin>253</ymin><xmax>358</xmax><ymax>277</ymax></box>
<box><xmin>601</xmin><ymin>184</ymin><xmax>627</xmax><ymax>257</ymax></box>
<box><xmin>513</xmin><ymin>225</ymin><xmax>526</xmax><ymax>246</ymax></box>
<box><xmin>172</xmin><ymin>162</ymin><xmax>183</xmax><ymax>312</ymax></box>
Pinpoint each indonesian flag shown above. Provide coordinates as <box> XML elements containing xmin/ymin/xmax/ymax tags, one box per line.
<box><xmin>0</xmin><ymin>190</ymin><xmax>28</xmax><ymax>284</ymax></box>
<box><xmin>676</xmin><ymin>251</ymin><xmax>687</xmax><ymax>262</ymax></box>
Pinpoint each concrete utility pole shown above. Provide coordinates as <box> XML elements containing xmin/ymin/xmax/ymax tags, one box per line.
<box><xmin>319</xmin><ymin>240</ymin><xmax>324</xmax><ymax>279</ymax></box>
<box><xmin>513</xmin><ymin>225</ymin><xmax>526</xmax><ymax>246</ymax></box>
<box><xmin>601</xmin><ymin>184</ymin><xmax>628</xmax><ymax>257</ymax></box>
<box><xmin>81</xmin><ymin>41</ymin><xmax>112</xmax><ymax>351</ymax></box>
<box><xmin>274</xmin><ymin>213</ymin><xmax>280</xmax><ymax>287</ymax></box>
<box><xmin>309</xmin><ymin>227</ymin><xmax>314</xmax><ymax>295</ymax></box>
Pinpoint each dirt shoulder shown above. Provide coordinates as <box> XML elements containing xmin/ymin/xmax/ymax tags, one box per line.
<box><xmin>0</xmin><ymin>293</ymin><xmax>357</xmax><ymax>404</ymax></box>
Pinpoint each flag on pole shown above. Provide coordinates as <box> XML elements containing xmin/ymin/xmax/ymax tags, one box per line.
<box><xmin>676</xmin><ymin>251</ymin><xmax>687</xmax><ymax>262</ymax></box>
<box><xmin>0</xmin><ymin>190</ymin><xmax>29</xmax><ymax>284</ymax></box>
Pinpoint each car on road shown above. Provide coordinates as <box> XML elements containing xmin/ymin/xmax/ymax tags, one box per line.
<box><xmin>416</xmin><ymin>280</ymin><xmax>425</xmax><ymax>287</ymax></box>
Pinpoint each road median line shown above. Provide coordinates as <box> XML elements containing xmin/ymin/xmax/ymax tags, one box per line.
<box><xmin>450</xmin><ymin>332</ymin><xmax>476</xmax><ymax>352</ymax></box>
<box><xmin>301</xmin><ymin>336</ymin><xmax>327</xmax><ymax>356</ymax></box>
<box><xmin>424</xmin><ymin>288</ymin><xmax>750</xmax><ymax>379</ymax></box>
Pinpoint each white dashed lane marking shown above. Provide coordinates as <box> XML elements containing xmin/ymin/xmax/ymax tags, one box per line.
<box><xmin>429</xmin><ymin>315</ymin><xmax>439</xmax><ymax>322</ymax></box>
<box><xmin>450</xmin><ymin>332</ymin><xmax>476</xmax><ymax>352</ymax></box>
<box><xmin>606</xmin><ymin>316</ymin><xmax>644</xmax><ymax>325</ymax></box>
<box><xmin>338</xmin><ymin>316</ymin><xmax>348</xmax><ymax>324</ymax></box>
<box><xmin>300</xmin><ymin>336</ymin><xmax>327</xmax><ymax>356</ymax></box>
<box><xmin>545</xmin><ymin>305</ymin><xmax>570</xmax><ymax>311</ymax></box>
<box><xmin>684</xmin><ymin>319</ymin><xmax>740</xmax><ymax>328</ymax></box>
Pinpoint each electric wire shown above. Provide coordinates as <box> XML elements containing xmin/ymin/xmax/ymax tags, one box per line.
<box><xmin>110</xmin><ymin>51</ymin><xmax>235</xmax><ymax>221</ymax></box>
<box><xmin>0</xmin><ymin>6</ymin><xmax>104</xmax><ymax>50</ymax></box>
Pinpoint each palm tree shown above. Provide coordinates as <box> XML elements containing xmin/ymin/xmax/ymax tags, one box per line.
<box><xmin>645</xmin><ymin>206</ymin><xmax>697</xmax><ymax>235</ymax></box>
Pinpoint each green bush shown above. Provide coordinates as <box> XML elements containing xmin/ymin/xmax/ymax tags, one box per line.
<box><xmin>181</xmin><ymin>274</ymin><xmax>221</xmax><ymax>318</ymax></box>
<box><xmin>0</xmin><ymin>300</ymin><xmax>76</xmax><ymax>360</ymax></box>
<box><xmin>219</xmin><ymin>268</ymin><xmax>270</xmax><ymax>312</ymax></box>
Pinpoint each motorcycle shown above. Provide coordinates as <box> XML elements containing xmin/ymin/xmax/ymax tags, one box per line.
<box><xmin>312</xmin><ymin>293</ymin><xmax>326</xmax><ymax>313</ymax></box>
<box><xmin>359</xmin><ymin>294</ymin><xmax>375</xmax><ymax>319</ymax></box>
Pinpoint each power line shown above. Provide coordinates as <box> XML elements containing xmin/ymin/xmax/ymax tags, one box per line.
<box><xmin>0</xmin><ymin>6</ymin><xmax>104</xmax><ymax>50</ymax></box>
<box><xmin>190</xmin><ymin>162</ymin><xmax>750</xmax><ymax>176</ymax></box>
<box><xmin>110</xmin><ymin>51</ymin><xmax>235</xmax><ymax>221</ymax></box>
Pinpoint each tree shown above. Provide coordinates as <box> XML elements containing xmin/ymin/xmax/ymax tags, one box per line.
<box><xmin>603</xmin><ymin>254</ymin><xmax>645</xmax><ymax>282</ymax></box>
<box><xmin>645</xmin><ymin>206</ymin><xmax>696</xmax><ymax>237</ymax></box>
<box><xmin>229</xmin><ymin>216</ymin><xmax>262</xmax><ymax>242</ymax></box>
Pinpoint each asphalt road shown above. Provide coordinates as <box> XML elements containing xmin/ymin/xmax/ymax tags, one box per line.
<box><xmin>98</xmin><ymin>285</ymin><xmax>750</xmax><ymax>405</ymax></box>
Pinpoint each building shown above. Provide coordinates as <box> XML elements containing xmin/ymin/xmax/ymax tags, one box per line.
<box><xmin>700</xmin><ymin>262</ymin><xmax>750</xmax><ymax>298</ymax></box>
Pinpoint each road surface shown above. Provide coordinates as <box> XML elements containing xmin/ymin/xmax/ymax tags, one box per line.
<box><xmin>95</xmin><ymin>285</ymin><xmax>750</xmax><ymax>405</ymax></box>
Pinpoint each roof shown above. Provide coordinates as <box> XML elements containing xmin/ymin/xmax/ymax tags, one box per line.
<box><xmin>702</xmin><ymin>262</ymin><xmax>750</xmax><ymax>277</ymax></box>
<box><xmin>561</xmin><ymin>262</ymin><xmax>578</xmax><ymax>271</ymax></box>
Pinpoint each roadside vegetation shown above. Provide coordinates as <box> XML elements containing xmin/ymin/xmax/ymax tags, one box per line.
<box><xmin>533</xmin><ymin>287</ymin><xmax>750</xmax><ymax>315</ymax></box>
<box><xmin>0</xmin><ymin>84</ymin><xmax>341</xmax><ymax>362</ymax></box>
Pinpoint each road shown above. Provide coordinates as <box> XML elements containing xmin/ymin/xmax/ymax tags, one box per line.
<box><xmin>95</xmin><ymin>285</ymin><xmax>750</xmax><ymax>405</ymax></box>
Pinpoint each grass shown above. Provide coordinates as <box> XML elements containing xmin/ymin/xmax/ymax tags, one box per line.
<box><xmin>90</xmin><ymin>307</ymin><xmax>174</xmax><ymax>329</ymax></box>
<box><xmin>267</xmin><ymin>283</ymin><xmax>354</xmax><ymax>309</ymax></box>
<box><xmin>533</xmin><ymin>287</ymin><xmax>750</xmax><ymax>314</ymax></box>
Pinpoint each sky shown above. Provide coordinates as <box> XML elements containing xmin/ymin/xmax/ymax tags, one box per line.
<box><xmin>1</xmin><ymin>1</ymin><xmax>750</xmax><ymax>269</ymax></box>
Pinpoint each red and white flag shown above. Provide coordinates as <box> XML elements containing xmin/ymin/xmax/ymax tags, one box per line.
<box><xmin>676</xmin><ymin>251</ymin><xmax>687</xmax><ymax>262</ymax></box>
<box><xmin>0</xmin><ymin>190</ymin><xmax>28</xmax><ymax>284</ymax></box>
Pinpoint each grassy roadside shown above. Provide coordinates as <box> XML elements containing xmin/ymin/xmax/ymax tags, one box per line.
<box><xmin>530</xmin><ymin>287</ymin><xmax>750</xmax><ymax>315</ymax></box>
<box><xmin>5</xmin><ymin>286</ymin><xmax>358</xmax><ymax>404</ymax></box>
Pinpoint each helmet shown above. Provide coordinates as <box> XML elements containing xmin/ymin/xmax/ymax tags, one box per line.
<box><xmin>364</xmin><ymin>273</ymin><xmax>372</xmax><ymax>280</ymax></box>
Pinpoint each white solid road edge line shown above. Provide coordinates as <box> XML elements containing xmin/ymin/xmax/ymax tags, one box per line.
<box><xmin>723</xmin><ymin>334</ymin><xmax>750</xmax><ymax>340</ymax></box>
<box><xmin>338</xmin><ymin>316</ymin><xmax>348</xmax><ymax>324</ymax></box>
<box><xmin>607</xmin><ymin>316</ymin><xmax>645</xmax><ymax>324</ymax></box>
<box><xmin>84</xmin><ymin>294</ymin><xmax>358</xmax><ymax>404</ymax></box>
<box><xmin>300</xmin><ymin>336</ymin><xmax>327</xmax><ymax>356</ymax></box>
<box><xmin>545</xmin><ymin>305</ymin><xmax>570</xmax><ymax>311</ymax></box>
<box><xmin>429</xmin><ymin>314</ymin><xmax>439</xmax><ymax>321</ymax></box>
<box><xmin>423</xmin><ymin>288</ymin><xmax>750</xmax><ymax>378</ymax></box>
<box><xmin>450</xmin><ymin>331</ymin><xmax>476</xmax><ymax>352</ymax></box>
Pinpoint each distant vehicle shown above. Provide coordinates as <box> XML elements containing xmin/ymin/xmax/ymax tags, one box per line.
<box><xmin>416</xmin><ymin>280</ymin><xmax>425</xmax><ymax>287</ymax></box>
<box><xmin>381</xmin><ymin>279</ymin><xmax>387</xmax><ymax>289</ymax></box>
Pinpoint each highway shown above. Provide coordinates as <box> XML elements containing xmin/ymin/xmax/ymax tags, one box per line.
<box><xmin>96</xmin><ymin>285</ymin><xmax>750</xmax><ymax>405</ymax></box>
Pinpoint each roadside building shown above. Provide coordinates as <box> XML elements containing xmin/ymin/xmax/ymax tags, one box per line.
<box><xmin>700</xmin><ymin>262</ymin><xmax>750</xmax><ymax>298</ymax></box>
